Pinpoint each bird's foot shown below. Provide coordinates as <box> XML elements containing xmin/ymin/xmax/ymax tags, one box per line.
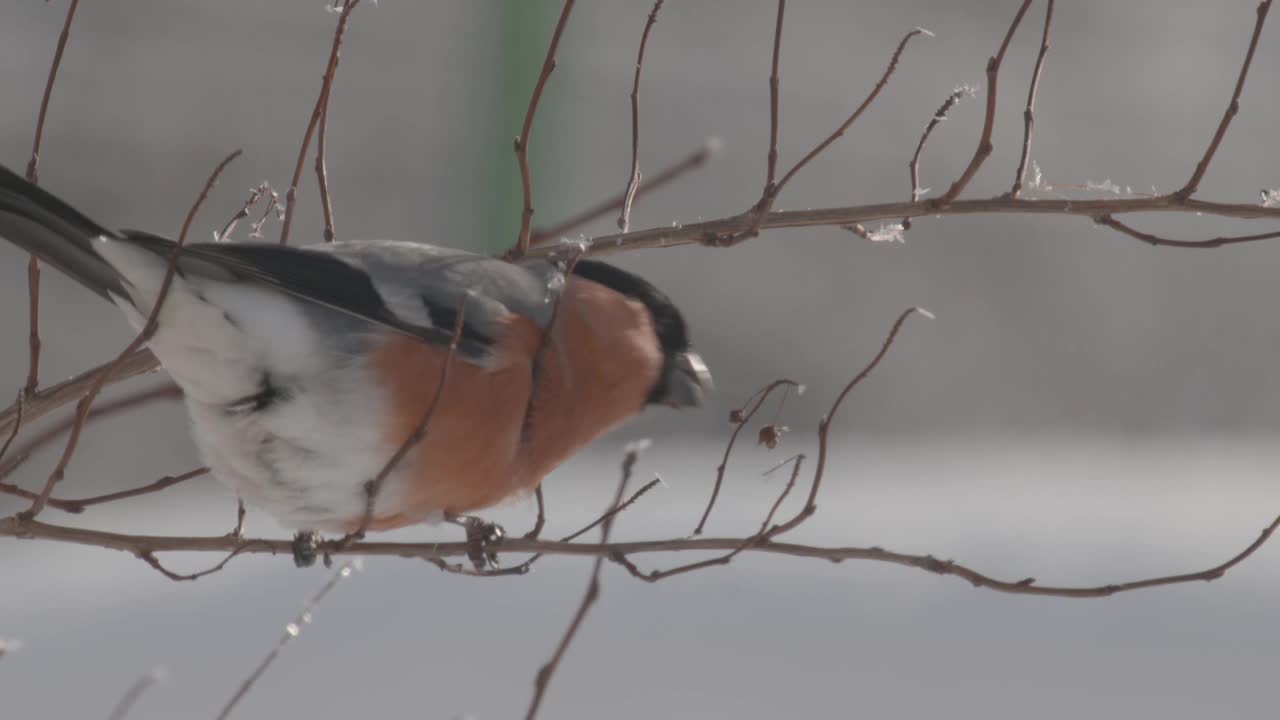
<box><xmin>291</xmin><ymin>530</ymin><xmax>322</xmax><ymax>568</ymax></box>
<box><xmin>445</xmin><ymin>513</ymin><xmax>506</xmax><ymax>571</ymax></box>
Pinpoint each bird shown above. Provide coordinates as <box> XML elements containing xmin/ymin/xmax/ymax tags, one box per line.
<box><xmin>0</xmin><ymin>162</ymin><xmax>712</xmax><ymax>564</ymax></box>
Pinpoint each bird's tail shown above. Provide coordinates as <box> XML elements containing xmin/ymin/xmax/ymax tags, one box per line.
<box><xmin>0</xmin><ymin>162</ymin><xmax>126</xmax><ymax>301</ymax></box>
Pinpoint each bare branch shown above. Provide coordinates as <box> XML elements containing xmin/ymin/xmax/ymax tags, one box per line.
<box><xmin>15</xmin><ymin>150</ymin><xmax>241</xmax><ymax>522</ymax></box>
<box><xmin>931</xmin><ymin>0</ymin><xmax>1033</xmax><ymax>207</ymax></box>
<box><xmin>1177</xmin><ymin>0</ymin><xmax>1272</xmax><ymax>198</ymax></box>
<box><xmin>525</xmin><ymin>194</ymin><xmax>1280</xmax><ymax>259</ymax></box>
<box><xmin>25</xmin><ymin>0</ymin><xmax>80</xmax><ymax>186</ymax></box>
<box><xmin>216</xmin><ymin>562</ymin><xmax>359</xmax><ymax>720</ymax></box>
<box><xmin>1094</xmin><ymin>215</ymin><xmax>1280</xmax><ymax>248</ymax></box>
<box><xmin>764</xmin><ymin>0</ymin><xmax>786</xmax><ymax>192</ymax></box>
<box><xmin>771</xmin><ymin>307</ymin><xmax>932</xmax><ymax>536</ymax></box>
<box><xmin>0</xmin><ymin>349</ymin><xmax>159</xmax><ymax>443</ymax></box>
<box><xmin>510</xmin><ymin>0</ymin><xmax>577</xmax><ymax>259</ymax></box>
<box><xmin>526</xmin><ymin>448</ymin><xmax>639</xmax><ymax>720</ymax></box>
<box><xmin>531</xmin><ymin>140</ymin><xmax>718</xmax><ymax>244</ymax></box>
<box><xmin>617</xmin><ymin>0</ymin><xmax>665</xmax><ymax>233</ymax></box>
<box><xmin>524</xmin><ymin>486</ymin><xmax>547</xmax><ymax>540</ymax></box>
<box><xmin>1008</xmin><ymin>0</ymin><xmax>1055</xmax><ymax>197</ymax></box>
<box><xmin>907</xmin><ymin>85</ymin><xmax>975</xmax><ymax>223</ymax></box>
<box><xmin>694</xmin><ymin>379</ymin><xmax>800</xmax><ymax>535</ymax></box>
<box><xmin>7</xmin><ymin>513</ymin><xmax>1277</xmax><ymax>600</ymax></box>
<box><xmin>769</xmin><ymin>27</ymin><xmax>929</xmax><ymax>205</ymax></box>
<box><xmin>278</xmin><ymin>0</ymin><xmax>361</xmax><ymax>246</ymax></box>
<box><xmin>335</xmin><ymin>293</ymin><xmax>469</xmax><ymax>546</ymax></box>
<box><xmin>315</xmin><ymin>75</ymin><xmax>338</xmax><ymax>242</ymax></box>
<box><xmin>106</xmin><ymin>667</ymin><xmax>167</xmax><ymax>720</ymax></box>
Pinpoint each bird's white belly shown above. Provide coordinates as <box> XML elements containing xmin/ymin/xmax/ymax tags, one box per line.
<box><xmin>184</xmin><ymin>361</ymin><xmax>411</xmax><ymax>532</ymax></box>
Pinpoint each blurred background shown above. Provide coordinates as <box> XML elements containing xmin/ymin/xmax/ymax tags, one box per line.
<box><xmin>3</xmin><ymin>1</ymin><xmax>1280</xmax><ymax>718</ymax></box>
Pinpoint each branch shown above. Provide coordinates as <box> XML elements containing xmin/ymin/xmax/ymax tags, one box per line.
<box><xmin>15</xmin><ymin>150</ymin><xmax>241</xmax><ymax>522</ymax></box>
<box><xmin>1094</xmin><ymin>215</ymin><xmax>1280</xmax><ymax>248</ymax></box>
<box><xmin>907</xmin><ymin>85</ymin><xmax>975</xmax><ymax>211</ymax></box>
<box><xmin>1007</xmin><ymin>0</ymin><xmax>1055</xmax><ymax>198</ymax></box>
<box><xmin>764</xmin><ymin>0</ymin><xmax>786</xmax><ymax>192</ymax></box>
<box><xmin>0</xmin><ymin>349</ymin><xmax>159</xmax><ymax>443</ymax></box>
<box><xmin>278</xmin><ymin>0</ymin><xmax>361</xmax><ymax>247</ymax></box>
<box><xmin>526</xmin><ymin>448</ymin><xmax>639</xmax><ymax>720</ymax></box>
<box><xmin>524</xmin><ymin>194</ymin><xmax>1280</xmax><ymax>259</ymax></box>
<box><xmin>1176</xmin><ymin>0</ymin><xmax>1273</xmax><ymax>198</ymax></box>
<box><xmin>25</xmin><ymin>0</ymin><xmax>80</xmax><ymax>186</ymax></box>
<box><xmin>6</xmin><ymin>514</ymin><xmax>1277</xmax><ymax>600</ymax></box>
<box><xmin>694</xmin><ymin>378</ymin><xmax>800</xmax><ymax>535</ymax></box>
<box><xmin>530</xmin><ymin>140</ymin><xmax>718</xmax><ymax>244</ymax></box>
<box><xmin>510</xmin><ymin>0</ymin><xmax>576</xmax><ymax>259</ymax></box>
<box><xmin>617</xmin><ymin>0</ymin><xmax>665</xmax><ymax>233</ymax></box>
<box><xmin>931</xmin><ymin>0</ymin><xmax>1033</xmax><ymax>207</ymax></box>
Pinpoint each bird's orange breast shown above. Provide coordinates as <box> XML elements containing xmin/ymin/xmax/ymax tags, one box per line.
<box><xmin>360</xmin><ymin>276</ymin><xmax>663</xmax><ymax>532</ymax></box>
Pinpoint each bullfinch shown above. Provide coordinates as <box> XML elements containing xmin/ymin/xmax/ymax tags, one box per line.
<box><xmin>0</xmin><ymin>162</ymin><xmax>712</xmax><ymax>552</ymax></box>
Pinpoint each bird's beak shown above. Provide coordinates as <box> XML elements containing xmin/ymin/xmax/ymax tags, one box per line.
<box><xmin>662</xmin><ymin>351</ymin><xmax>713</xmax><ymax>408</ymax></box>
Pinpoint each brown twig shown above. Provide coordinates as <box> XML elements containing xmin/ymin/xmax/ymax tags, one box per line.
<box><xmin>770</xmin><ymin>307</ymin><xmax>932</xmax><ymax>537</ymax></box>
<box><xmin>1094</xmin><ymin>215</ymin><xmax>1280</xmax><ymax>248</ymax></box>
<box><xmin>315</xmin><ymin>80</ymin><xmax>338</xmax><ymax>242</ymax></box>
<box><xmin>0</xmin><ymin>349</ymin><xmax>159</xmax><ymax>442</ymax></box>
<box><xmin>769</xmin><ymin>27</ymin><xmax>929</xmax><ymax>205</ymax></box>
<box><xmin>106</xmin><ymin>667</ymin><xmax>167</xmax><ymax>720</ymax></box>
<box><xmin>1176</xmin><ymin>0</ymin><xmax>1273</xmax><ymax>198</ymax></box>
<box><xmin>694</xmin><ymin>379</ymin><xmax>800</xmax><ymax>535</ymax></box>
<box><xmin>614</xmin><ymin>454</ymin><xmax>805</xmax><ymax>582</ymax></box>
<box><xmin>1007</xmin><ymin>0</ymin><xmax>1055</xmax><ymax>198</ymax></box>
<box><xmin>0</xmin><ymin>383</ymin><xmax>180</xmax><ymax>484</ymax></box>
<box><xmin>278</xmin><ymin>0</ymin><xmax>361</xmax><ymax>247</ymax></box>
<box><xmin>526</xmin><ymin>193</ymin><xmax>1280</xmax><ymax>259</ymax></box>
<box><xmin>15</xmin><ymin>150</ymin><xmax>241</xmax><ymax>523</ymax></box>
<box><xmin>909</xmin><ymin>86</ymin><xmax>975</xmax><ymax>204</ymax></box>
<box><xmin>20</xmin><ymin>0</ymin><xmax>82</xmax><ymax>410</ymax></box>
<box><xmin>931</xmin><ymin>0</ymin><xmax>1033</xmax><ymax>208</ymax></box>
<box><xmin>524</xmin><ymin>486</ymin><xmax>547</xmax><ymax>540</ymax></box>
<box><xmin>531</xmin><ymin>140</ymin><xmax>719</xmax><ymax>244</ymax></box>
<box><xmin>525</xmin><ymin>447</ymin><xmax>639</xmax><ymax>720</ymax></box>
<box><xmin>217</xmin><ymin>183</ymin><xmax>281</xmax><ymax>242</ymax></box>
<box><xmin>10</xmin><ymin>513</ymin><xmax>1276</xmax><ymax>600</ymax></box>
<box><xmin>510</xmin><ymin>0</ymin><xmax>576</xmax><ymax>259</ymax></box>
<box><xmin>333</xmin><ymin>293</ymin><xmax>469</xmax><ymax>546</ymax></box>
<box><xmin>617</xmin><ymin>0</ymin><xmax>665</xmax><ymax>233</ymax></box>
<box><xmin>764</xmin><ymin>0</ymin><xmax>786</xmax><ymax>193</ymax></box>
<box><xmin>137</xmin><ymin>546</ymin><xmax>247</xmax><ymax>582</ymax></box>
<box><xmin>1</xmin><ymin>467</ymin><xmax>204</xmax><ymax>516</ymax></box>
<box><xmin>25</xmin><ymin>0</ymin><xmax>80</xmax><ymax>186</ymax></box>
<box><xmin>215</xmin><ymin>561</ymin><xmax>358</xmax><ymax>720</ymax></box>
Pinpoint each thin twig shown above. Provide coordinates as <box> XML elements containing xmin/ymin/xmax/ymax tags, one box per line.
<box><xmin>0</xmin><ymin>350</ymin><xmax>158</xmax><ymax>443</ymax></box>
<box><xmin>21</xmin><ymin>0</ymin><xmax>81</xmax><ymax>403</ymax></box>
<box><xmin>11</xmin><ymin>512</ymin><xmax>1276</xmax><ymax>600</ymax></box>
<box><xmin>931</xmin><ymin>0</ymin><xmax>1033</xmax><ymax>207</ymax></box>
<box><xmin>614</xmin><ymin>455</ymin><xmax>805</xmax><ymax>581</ymax></box>
<box><xmin>764</xmin><ymin>0</ymin><xmax>786</xmax><ymax>193</ymax></box>
<box><xmin>15</xmin><ymin>150</ymin><xmax>241</xmax><ymax>522</ymax></box>
<box><xmin>909</xmin><ymin>86</ymin><xmax>975</xmax><ymax>204</ymax></box>
<box><xmin>0</xmin><ymin>383</ymin><xmax>180</xmax><ymax>484</ymax></box>
<box><xmin>25</xmin><ymin>0</ymin><xmax>80</xmax><ymax>186</ymax></box>
<box><xmin>770</xmin><ymin>27</ymin><xmax>929</xmax><ymax>204</ymax></box>
<box><xmin>1177</xmin><ymin>0</ymin><xmax>1272</xmax><ymax>198</ymax></box>
<box><xmin>137</xmin><ymin>546</ymin><xmax>247</xmax><ymax>582</ymax></box>
<box><xmin>315</xmin><ymin>75</ymin><xmax>338</xmax><ymax>242</ymax></box>
<box><xmin>531</xmin><ymin>140</ymin><xmax>719</xmax><ymax>244</ymax></box>
<box><xmin>694</xmin><ymin>379</ymin><xmax>800</xmax><ymax>535</ymax></box>
<box><xmin>524</xmin><ymin>486</ymin><xmax>547</xmax><ymax>540</ymax></box>
<box><xmin>216</xmin><ymin>562</ymin><xmax>359</xmax><ymax>720</ymax></box>
<box><xmin>278</xmin><ymin>0</ymin><xmax>361</xmax><ymax>246</ymax></box>
<box><xmin>1008</xmin><ymin>0</ymin><xmax>1055</xmax><ymax>198</ymax></box>
<box><xmin>510</xmin><ymin>0</ymin><xmax>576</xmax><ymax>259</ymax></box>
<box><xmin>333</xmin><ymin>294</ymin><xmax>470</xmax><ymax>546</ymax></box>
<box><xmin>1</xmin><ymin>468</ymin><xmax>204</xmax><ymax>516</ymax></box>
<box><xmin>525</xmin><ymin>193</ymin><xmax>1280</xmax><ymax>259</ymax></box>
<box><xmin>617</xmin><ymin>0</ymin><xmax>665</xmax><ymax>233</ymax></box>
<box><xmin>106</xmin><ymin>667</ymin><xmax>167</xmax><ymax>720</ymax></box>
<box><xmin>1094</xmin><ymin>215</ymin><xmax>1280</xmax><ymax>248</ymax></box>
<box><xmin>771</xmin><ymin>307</ymin><xmax>932</xmax><ymax>537</ymax></box>
<box><xmin>525</xmin><ymin>448</ymin><xmax>639</xmax><ymax>720</ymax></box>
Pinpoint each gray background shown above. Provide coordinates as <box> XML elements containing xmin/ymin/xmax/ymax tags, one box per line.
<box><xmin>3</xmin><ymin>1</ymin><xmax>1280</xmax><ymax>718</ymax></box>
